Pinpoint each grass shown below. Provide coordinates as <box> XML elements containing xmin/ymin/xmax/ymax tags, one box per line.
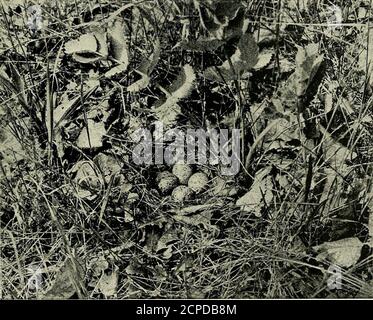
<box><xmin>0</xmin><ymin>0</ymin><xmax>373</xmax><ymax>299</ymax></box>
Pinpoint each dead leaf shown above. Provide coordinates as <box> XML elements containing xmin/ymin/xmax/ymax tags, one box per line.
<box><xmin>94</xmin><ymin>153</ymin><xmax>122</xmax><ymax>183</ymax></box>
<box><xmin>97</xmin><ymin>268</ymin><xmax>119</xmax><ymax>297</ymax></box>
<box><xmin>236</xmin><ymin>167</ymin><xmax>273</xmax><ymax>217</ymax></box>
<box><xmin>279</xmin><ymin>43</ymin><xmax>324</xmax><ymax>110</ymax></box>
<box><xmin>0</xmin><ymin>125</ymin><xmax>27</xmax><ymax>165</ymax></box>
<box><xmin>294</xmin><ymin>43</ymin><xmax>324</xmax><ymax>97</ymax></box>
<box><xmin>313</xmin><ymin>237</ymin><xmax>363</xmax><ymax>268</ymax></box>
<box><xmin>173</xmin><ymin>212</ymin><xmax>219</xmax><ymax>232</ymax></box>
<box><xmin>65</xmin><ymin>34</ymin><xmax>97</xmax><ymax>55</ymax></box>
<box><xmin>70</xmin><ymin>160</ymin><xmax>103</xmax><ymax>200</ymax></box>
<box><xmin>210</xmin><ymin>176</ymin><xmax>237</xmax><ymax>196</ymax></box>
<box><xmin>77</xmin><ymin>120</ymin><xmax>107</xmax><ymax>149</ymax></box>
<box><xmin>320</xmin><ymin>126</ymin><xmax>357</xmax><ymax>171</ymax></box>
<box><xmin>41</xmin><ymin>258</ymin><xmax>85</xmax><ymax>300</ymax></box>
<box><xmin>53</xmin><ymin>86</ymin><xmax>97</xmax><ymax>130</ymax></box>
<box><xmin>175</xmin><ymin>201</ymin><xmax>224</xmax><ymax>215</ymax></box>
<box><xmin>156</xmin><ymin>228</ymin><xmax>179</xmax><ymax>259</ymax></box>
<box><xmin>89</xmin><ymin>255</ymin><xmax>109</xmax><ymax>277</ymax></box>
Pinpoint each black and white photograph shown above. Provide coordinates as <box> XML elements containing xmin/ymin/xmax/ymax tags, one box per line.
<box><xmin>0</xmin><ymin>0</ymin><xmax>373</xmax><ymax>308</ymax></box>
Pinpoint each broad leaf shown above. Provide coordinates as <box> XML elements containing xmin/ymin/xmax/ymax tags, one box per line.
<box><xmin>154</xmin><ymin>64</ymin><xmax>196</xmax><ymax>128</ymax></box>
<box><xmin>203</xmin><ymin>34</ymin><xmax>259</xmax><ymax>82</ymax></box>
<box><xmin>253</xmin><ymin>50</ymin><xmax>274</xmax><ymax>70</ymax></box>
<box><xmin>195</xmin><ymin>0</ymin><xmax>246</xmax><ymax>40</ymax></box>
<box><xmin>65</xmin><ymin>33</ymin><xmax>108</xmax><ymax>64</ymax></box>
<box><xmin>127</xmin><ymin>38</ymin><xmax>160</xmax><ymax>92</ymax></box>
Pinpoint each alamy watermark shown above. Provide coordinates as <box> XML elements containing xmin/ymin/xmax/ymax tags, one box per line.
<box><xmin>26</xmin><ymin>265</ymin><xmax>43</xmax><ymax>291</ymax></box>
<box><xmin>327</xmin><ymin>265</ymin><xmax>342</xmax><ymax>290</ymax></box>
<box><xmin>131</xmin><ymin>121</ymin><xmax>241</xmax><ymax>176</ymax></box>
<box><xmin>26</xmin><ymin>5</ymin><xmax>43</xmax><ymax>32</ymax></box>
